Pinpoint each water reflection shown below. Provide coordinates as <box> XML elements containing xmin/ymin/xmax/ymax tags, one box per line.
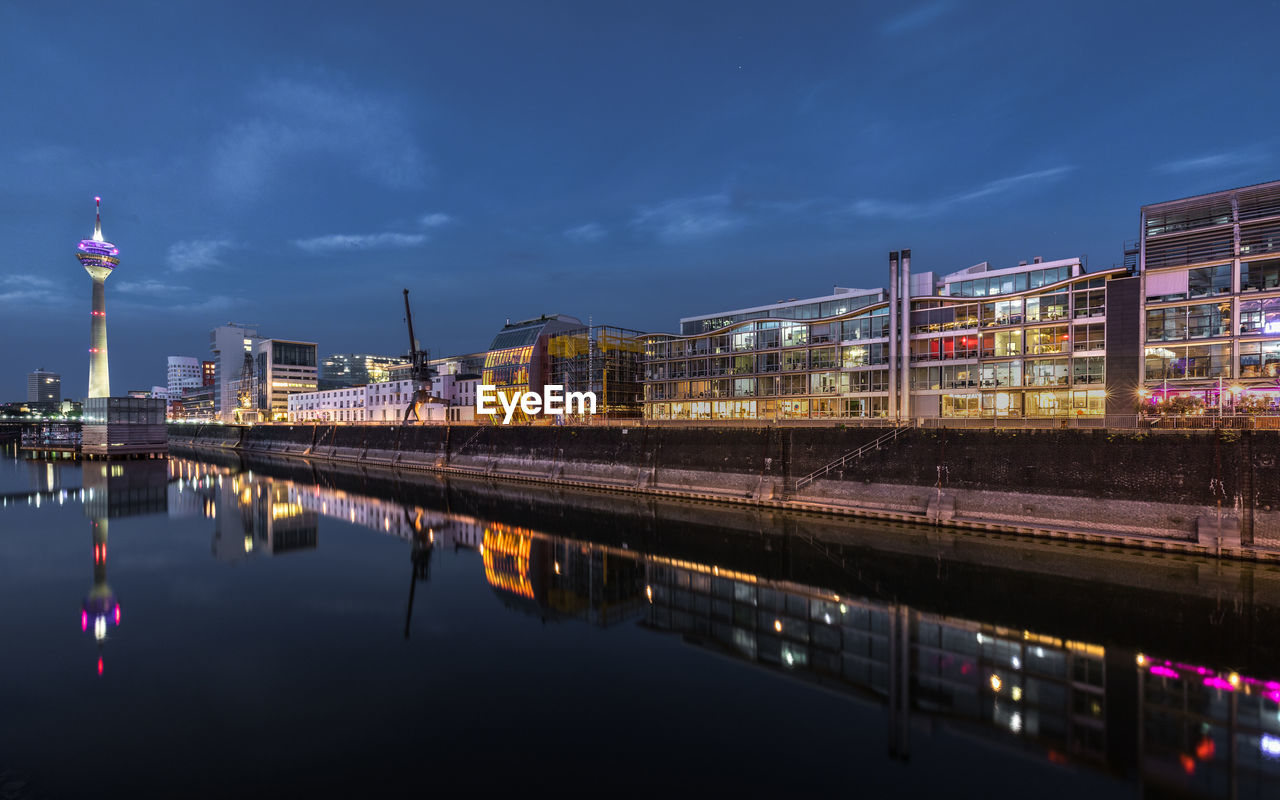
<box><xmin>6</xmin><ymin>450</ymin><xmax>1280</xmax><ymax>798</ymax></box>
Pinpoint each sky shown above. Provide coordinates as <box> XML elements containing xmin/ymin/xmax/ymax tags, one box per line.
<box><xmin>3</xmin><ymin>0</ymin><xmax>1280</xmax><ymax>398</ymax></box>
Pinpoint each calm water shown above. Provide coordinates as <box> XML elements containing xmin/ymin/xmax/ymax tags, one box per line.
<box><xmin>2</xmin><ymin>445</ymin><xmax>1279</xmax><ymax>799</ymax></box>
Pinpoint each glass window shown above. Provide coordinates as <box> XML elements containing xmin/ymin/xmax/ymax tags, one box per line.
<box><xmin>1025</xmin><ymin>358</ymin><xmax>1069</xmax><ymax>386</ymax></box>
<box><xmin>782</xmin><ymin>350</ymin><xmax>808</xmax><ymax>371</ymax></box>
<box><xmin>1188</xmin><ymin>263</ymin><xmax>1232</xmax><ymax>298</ymax></box>
<box><xmin>781</xmin><ymin>324</ymin><xmax>809</xmax><ymax>348</ymax></box>
<box><xmin>1027</xmin><ymin>326</ymin><xmax>1069</xmax><ymax>355</ymax></box>
<box><xmin>979</xmin><ymin>360</ymin><xmax>1022</xmax><ymax>387</ymax></box>
<box><xmin>1242</xmin><ymin>257</ymin><xmax>1280</xmax><ymax>293</ymax></box>
<box><xmin>1239</xmin><ymin>341</ymin><xmax>1280</xmax><ymax>378</ymax></box>
<box><xmin>1187</xmin><ymin>302</ymin><xmax>1231</xmax><ymax>339</ymax></box>
<box><xmin>1146</xmin><ymin>306</ymin><xmax>1187</xmax><ymax>341</ymax></box>
<box><xmin>1072</xmin><ymin>356</ymin><xmax>1105</xmax><ymax>385</ymax></box>
<box><xmin>993</xmin><ymin>330</ymin><xmax>1022</xmax><ymax>356</ymax></box>
<box><xmin>1074</xmin><ymin>323</ymin><xmax>1105</xmax><ymax>351</ymax></box>
<box><xmin>810</xmin><ymin>372</ymin><xmax>838</xmax><ymax>394</ymax></box>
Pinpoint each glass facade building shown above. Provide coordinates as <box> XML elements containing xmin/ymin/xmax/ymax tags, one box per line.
<box><xmin>548</xmin><ymin>325</ymin><xmax>645</xmax><ymax>418</ymax></box>
<box><xmin>321</xmin><ymin>353</ymin><xmax>410</xmax><ymax>388</ymax></box>
<box><xmin>643</xmin><ymin>257</ymin><xmax>1127</xmax><ymax>421</ymax></box>
<box><xmin>1138</xmin><ymin>180</ymin><xmax>1280</xmax><ymax>413</ymax></box>
<box><xmin>480</xmin><ymin>314</ymin><xmax>582</xmax><ymax>423</ymax></box>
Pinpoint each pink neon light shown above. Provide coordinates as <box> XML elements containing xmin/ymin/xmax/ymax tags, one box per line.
<box><xmin>1203</xmin><ymin>676</ymin><xmax>1235</xmax><ymax>691</ymax></box>
<box><xmin>1150</xmin><ymin>665</ymin><xmax>1180</xmax><ymax>679</ymax></box>
<box><xmin>114</xmin><ymin>605</ymin><xmax>120</xmax><ymax>625</ymax></box>
<box><xmin>81</xmin><ymin>610</ymin><xmax>87</xmax><ymax>631</ymax></box>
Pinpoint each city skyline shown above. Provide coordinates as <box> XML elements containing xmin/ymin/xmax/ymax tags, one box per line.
<box><xmin>4</xmin><ymin>2</ymin><xmax>1280</xmax><ymax>397</ymax></box>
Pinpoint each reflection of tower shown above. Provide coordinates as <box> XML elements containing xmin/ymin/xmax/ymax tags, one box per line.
<box><xmin>76</xmin><ymin>197</ymin><xmax>120</xmax><ymax>398</ymax></box>
<box><xmin>81</xmin><ymin>517</ymin><xmax>119</xmax><ymax>676</ymax></box>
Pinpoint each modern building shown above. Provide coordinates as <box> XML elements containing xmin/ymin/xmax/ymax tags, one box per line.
<box><xmin>429</xmin><ymin>351</ymin><xmax>487</xmax><ymax>377</ymax></box>
<box><xmin>642</xmin><ymin>253</ymin><xmax>1129</xmax><ymax>421</ymax></box>
<box><xmin>76</xmin><ymin>197</ymin><xmax>119</xmax><ymax>398</ymax></box>
<box><xmin>1137</xmin><ymin>179</ymin><xmax>1280</xmax><ymax>413</ymax></box>
<box><xmin>254</xmin><ymin>339</ymin><xmax>318</xmax><ymax>421</ymax></box>
<box><xmin>27</xmin><ymin>369</ymin><xmax>60</xmax><ymax>403</ymax></box>
<box><xmin>170</xmin><ymin>384</ymin><xmax>216</xmax><ymax>421</ymax></box>
<box><xmin>210</xmin><ymin>323</ymin><xmax>260</xmax><ymax>422</ymax></box>
<box><xmin>548</xmin><ymin>325</ymin><xmax>645</xmax><ymax>418</ymax></box>
<box><xmin>321</xmin><ymin>353</ymin><xmax>410</xmax><ymax>387</ymax></box>
<box><xmin>166</xmin><ymin>356</ymin><xmax>204</xmax><ymax>398</ymax></box>
<box><xmin>480</xmin><ymin>314</ymin><xmax>583</xmax><ymax>423</ymax></box>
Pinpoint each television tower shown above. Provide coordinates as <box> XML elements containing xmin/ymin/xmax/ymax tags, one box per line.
<box><xmin>76</xmin><ymin>196</ymin><xmax>119</xmax><ymax>398</ymax></box>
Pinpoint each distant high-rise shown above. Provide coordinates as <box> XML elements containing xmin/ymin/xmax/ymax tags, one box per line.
<box><xmin>76</xmin><ymin>197</ymin><xmax>119</xmax><ymax>398</ymax></box>
<box><xmin>27</xmin><ymin>368</ymin><xmax>61</xmax><ymax>403</ymax></box>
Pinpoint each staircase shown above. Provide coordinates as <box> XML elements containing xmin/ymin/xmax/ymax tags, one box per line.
<box><xmin>793</xmin><ymin>426</ymin><xmax>909</xmax><ymax>493</ymax></box>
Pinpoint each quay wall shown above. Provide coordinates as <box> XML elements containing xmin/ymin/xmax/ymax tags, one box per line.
<box><xmin>167</xmin><ymin>423</ymin><xmax>1280</xmax><ymax>555</ymax></box>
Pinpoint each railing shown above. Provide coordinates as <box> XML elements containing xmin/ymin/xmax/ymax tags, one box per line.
<box><xmin>794</xmin><ymin>426</ymin><xmax>909</xmax><ymax>491</ymax></box>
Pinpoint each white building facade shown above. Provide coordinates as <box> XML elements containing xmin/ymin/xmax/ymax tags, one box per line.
<box><xmin>167</xmin><ymin>356</ymin><xmax>203</xmax><ymax>398</ymax></box>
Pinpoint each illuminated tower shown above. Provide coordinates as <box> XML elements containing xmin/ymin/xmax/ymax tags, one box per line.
<box><xmin>76</xmin><ymin>197</ymin><xmax>119</xmax><ymax>398</ymax></box>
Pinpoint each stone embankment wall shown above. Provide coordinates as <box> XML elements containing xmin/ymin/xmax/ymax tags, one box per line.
<box><xmin>168</xmin><ymin>423</ymin><xmax>1280</xmax><ymax>557</ymax></box>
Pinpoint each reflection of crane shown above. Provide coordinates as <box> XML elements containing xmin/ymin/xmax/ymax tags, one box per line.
<box><xmin>402</xmin><ymin>289</ymin><xmax>436</xmax><ymax>424</ymax></box>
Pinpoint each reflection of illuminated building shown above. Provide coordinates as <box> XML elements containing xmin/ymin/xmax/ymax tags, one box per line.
<box><xmin>1136</xmin><ymin>655</ymin><xmax>1280</xmax><ymax>796</ymax></box>
<box><xmin>481</xmin><ymin>525</ymin><xmax>646</xmax><ymax>626</ymax></box>
<box><xmin>644</xmin><ymin>560</ymin><xmax>1110</xmax><ymax>764</ymax></box>
<box><xmin>213</xmin><ymin>473</ymin><xmax>318</xmax><ymax>560</ymax></box>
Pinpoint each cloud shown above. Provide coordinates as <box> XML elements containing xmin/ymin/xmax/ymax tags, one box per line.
<box><xmin>881</xmin><ymin>1</ymin><xmax>952</xmax><ymax>35</ymax></box>
<box><xmin>0</xmin><ymin>274</ymin><xmax>63</xmax><ymax>306</ymax></box>
<box><xmin>212</xmin><ymin>78</ymin><xmax>427</xmax><ymax>200</ymax></box>
<box><xmin>632</xmin><ymin>194</ymin><xmax>745</xmax><ymax>243</ymax></box>
<box><xmin>294</xmin><ymin>232</ymin><xmax>427</xmax><ymax>254</ymax></box>
<box><xmin>851</xmin><ymin>166</ymin><xmax>1074</xmax><ymax>220</ymax></box>
<box><xmin>166</xmin><ymin>238</ymin><xmax>233</xmax><ymax>272</ymax></box>
<box><xmin>563</xmin><ymin>222</ymin><xmax>607</xmax><ymax>243</ymax></box>
<box><xmin>419</xmin><ymin>212</ymin><xmax>453</xmax><ymax>228</ymax></box>
<box><xmin>1157</xmin><ymin>148</ymin><xmax>1267</xmax><ymax>175</ymax></box>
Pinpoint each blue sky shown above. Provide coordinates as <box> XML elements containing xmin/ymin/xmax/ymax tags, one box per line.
<box><xmin>3</xmin><ymin>0</ymin><xmax>1279</xmax><ymax>397</ymax></box>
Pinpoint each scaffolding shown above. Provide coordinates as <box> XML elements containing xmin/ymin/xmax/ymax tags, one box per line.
<box><xmin>548</xmin><ymin>325</ymin><xmax>645</xmax><ymax>418</ymax></box>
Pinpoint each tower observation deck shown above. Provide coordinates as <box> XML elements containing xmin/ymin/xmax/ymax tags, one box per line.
<box><xmin>77</xmin><ymin>196</ymin><xmax>119</xmax><ymax>399</ymax></box>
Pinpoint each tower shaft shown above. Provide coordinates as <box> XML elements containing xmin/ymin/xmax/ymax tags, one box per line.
<box><xmin>88</xmin><ymin>277</ymin><xmax>110</xmax><ymax>398</ymax></box>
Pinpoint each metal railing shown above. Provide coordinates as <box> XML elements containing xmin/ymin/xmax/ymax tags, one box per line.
<box><xmin>794</xmin><ymin>426</ymin><xmax>909</xmax><ymax>491</ymax></box>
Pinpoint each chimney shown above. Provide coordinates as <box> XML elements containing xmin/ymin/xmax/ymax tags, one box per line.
<box><xmin>1033</xmin><ymin>256</ymin><xmax>1043</xmax><ymax>264</ymax></box>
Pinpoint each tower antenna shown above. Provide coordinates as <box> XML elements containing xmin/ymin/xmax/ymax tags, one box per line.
<box><xmin>93</xmin><ymin>196</ymin><xmax>103</xmax><ymax>242</ymax></box>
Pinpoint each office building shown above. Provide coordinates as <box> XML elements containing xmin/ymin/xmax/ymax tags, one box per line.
<box><xmin>1138</xmin><ymin>179</ymin><xmax>1280</xmax><ymax>413</ymax></box>
<box><xmin>642</xmin><ymin>254</ymin><xmax>1128</xmax><ymax>420</ymax></box>
<box><xmin>321</xmin><ymin>353</ymin><xmax>410</xmax><ymax>387</ymax></box>
<box><xmin>27</xmin><ymin>369</ymin><xmax>60</xmax><ymax>403</ymax></box>
<box><xmin>288</xmin><ymin>378</ymin><xmax>440</xmax><ymax>423</ymax></box>
<box><xmin>254</xmin><ymin>339</ymin><xmax>318</xmax><ymax>421</ymax></box>
<box><xmin>210</xmin><ymin>323</ymin><xmax>260</xmax><ymax>422</ymax></box>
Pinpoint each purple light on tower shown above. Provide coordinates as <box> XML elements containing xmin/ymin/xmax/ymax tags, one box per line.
<box><xmin>77</xmin><ymin>196</ymin><xmax>119</xmax><ymax>398</ymax></box>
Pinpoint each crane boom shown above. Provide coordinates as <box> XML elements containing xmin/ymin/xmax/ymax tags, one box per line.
<box><xmin>403</xmin><ymin>288</ymin><xmax>418</xmax><ymax>361</ymax></box>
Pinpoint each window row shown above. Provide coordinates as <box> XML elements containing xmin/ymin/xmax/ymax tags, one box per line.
<box><xmin>910</xmin><ymin>357</ymin><xmax>1103</xmax><ymax>390</ymax></box>
<box><xmin>644</xmin><ymin>370</ymin><xmax>891</xmax><ymax>400</ymax></box>
<box><xmin>945</xmin><ymin>266</ymin><xmax>1074</xmax><ymax>298</ymax></box>
<box><xmin>645</xmin><ymin>397</ymin><xmax>891</xmax><ymax>420</ymax></box>
<box><xmin>1145</xmin><ymin>303</ymin><xmax>1232</xmax><ymax>341</ymax></box>
<box><xmin>940</xmin><ymin>389</ymin><xmax>1106</xmax><ymax>418</ymax></box>
<box><xmin>682</xmin><ymin>293</ymin><xmax>886</xmax><ymax>334</ymax></box>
